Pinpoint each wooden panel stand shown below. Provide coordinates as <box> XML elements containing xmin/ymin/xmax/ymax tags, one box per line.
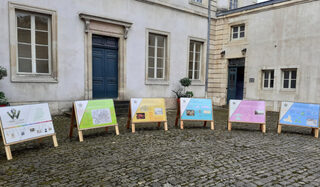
<box><xmin>5</xmin><ymin>146</ymin><xmax>12</xmax><ymax>160</ymax></box>
<box><xmin>175</xmin><ymin>99</ymin><xmax>180</xmax><ymax>126</ymax></box>
<box><xmin>69</xmin><ymin>104</ymin><xmax>119</xmax><ymax>142</ymax></box>
<box><xmin>277</xmin><ymin>103</ymin><xmax>319</xmax><ymax>138</ymax></box>
<box><xmin>52</xmin><ymin>134</ymin><xmax>58</xmax><ymax>147</ymax></box>
<box><xmin>228</xmin><ymin>122</ymin><xmax>232</xmax><ymax>131</ymax></box>
<box><xmin>180</xmin><ymin>120</ymin><xmax>214</xmax><ymax>130</ymax></box>
<box><xmin>0</xmin><ymin>117</ymin><xmax>58</xmax><ymax>161</ymax></box>
<box><xmin>278</xmin><ymin>123</ymin><xmax>319</xmax><ymax>138</ymax></box>
<box><xmin>127</xmin><ymin>101</ymin><xmax>168</xmax><ymax>133</ymax></box>
<box><xmin>228</xmin><ymin>121</ymin><xmax>266</xmax><ymax>133</ymax></box>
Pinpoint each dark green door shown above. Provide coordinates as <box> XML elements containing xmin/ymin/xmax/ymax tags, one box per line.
<box><xmin>92</xmin><ymin>35</ymin><xmax>119</xmax><ymax>99</ymax></box>
<box><xmin>227</xmin><ymin>67</ymin><xmax>237</xmax><ymax>102</ymax></box>
<box><xmin>227</xmin><ymin>58</ymin><xmax>245</xmax><ymax>103</ymax></box>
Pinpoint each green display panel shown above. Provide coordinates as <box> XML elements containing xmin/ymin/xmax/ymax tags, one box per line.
<box><xmin>74</xmin><ymin>100</ymin><xmax>117</xmax><ymax>130</ymax></box>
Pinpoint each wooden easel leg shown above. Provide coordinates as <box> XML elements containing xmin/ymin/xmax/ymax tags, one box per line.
<box><xmin>132</xmin><ymin>123</ymin><xmax>135</xmax><ymax>133</ymax></box>
<box><xmin>211</xmin><ymin>121</ymin><xmax>214</xmax><ymax>130</ymax></box>
<box><xmin>69</xmin><ymin>106</ymin><xmax>75</xmax><ymax>138</ymax></box>
<box><xmin>38</xmin><ymin>138</ymin><xmax>43</xmax><ymax>143</ymax></box>
<box><xmin>115</xmin><ymin>125</ymin><xmax>120</xmax><ymax>135</ymax></box>
<box><xmin>126</xmin><ymin>106</ymin><xmax>131</xmax><ymax>129</ymax></box>
<box><xmin>52</xmin><ymin>134</ymin><xmax>58</xmax><ymax>147</ymax></box>
<box><xmin>203</xmin><ymin>121</ymin><xmax>207</xmax><ymax>127</ymax></box>
<box><xmin>158</xmin><ymin>122</ymin><xmax>161</xmax><ymax>128</ymax></box>
<box><xmin>311</xmin><ymin>128</ymin><xmax>315</xmax><ymax>135</ymax></box>
<box><xmin>78</xmin><ymin>130</ymin><xmax>84</xmax><ymax>142</ymax></box>
<box><xmin>262</xmin><ymin>124</ymin><xmax>266</xmax><ymax>133</ymax></box>
<box><xmin>164</xmin><ymin>122</ymin><xmax>168</xmax><ymax>131</ymax></box>
<box><xmin>175</xmin><ymin>101</ymin><xmax>180</xmax><ymax>126</ymax></box>
<box><xmin>5</xmin><ymin>146</ymin><xmax>12</xmax><ymax>160</ymax></box>
<box><xmin>314</xmin><ymin>128</ymin><xmax>319</xmax><ymax>138</ymax></box>
<box><xmin>277</xmin><ymin>124</ymin><xmax>282</xmax><ymax>134</ymax></box>
<box><xmin>180</xmin><ymin>121</ymin><xmax>184</xmax><ymax>130</ymax></box>
<box><xmin>228</xmin><ymin>122</ymin><xmax>232</xmax><ymax>131</ymax></box>
<box><xmin>260</xmin><ymin>124</ymin><xmax>263</xmax><ymax>131</ymax></box>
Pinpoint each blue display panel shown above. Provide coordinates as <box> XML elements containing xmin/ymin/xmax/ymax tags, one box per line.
<box><xmin>280</xmin><ymin>102</ymin><xmax>320</xmax><ymax>128</ymax></box>
<box><xmin>180</xmin><ymin>98</ymin><xmax>213</xmax><ymax>121</ymax></box>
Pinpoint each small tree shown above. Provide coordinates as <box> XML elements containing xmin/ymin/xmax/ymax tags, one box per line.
<box><xmin>0</xmin><ymin>66</ymin><xmax>8</xmax><ymax>105</ymax></box>
<box><xmin>172</xmin><ymin>77</ymin><xmax>194</xmax><ymax>98</ymax></box>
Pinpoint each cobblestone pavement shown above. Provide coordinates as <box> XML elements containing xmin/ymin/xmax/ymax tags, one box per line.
<box><xmin>1</xmin><ymin>109</ymin><xmax>320</xmax><ymax>186</ymax></box>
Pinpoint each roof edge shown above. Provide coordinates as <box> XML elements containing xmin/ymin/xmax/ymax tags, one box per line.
<box><xmin>217</xmin><ymin>0</ymin><xmax>291</xmax><ymax>17</ymax></box>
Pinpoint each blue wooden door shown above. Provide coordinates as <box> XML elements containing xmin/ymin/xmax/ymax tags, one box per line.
<box><xmin>92</xmin><ymin>35</ymin><xmax>118</xmax><ymax>98</ymax></box>
<box><xmin>227</xmin><ymin>67</ymin><xmax>237</xmax><ymax>102</ymax></box>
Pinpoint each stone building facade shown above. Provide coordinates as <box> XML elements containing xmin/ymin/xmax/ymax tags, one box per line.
<box><xmin>0</xmin><ymin>0</ymin><xmax>216</xmax><ymax>114</ymax></box>
<box><xmin>208</xmin><ymin>0</ymin><xmax>320</xmax><ymax>111</ymax></box>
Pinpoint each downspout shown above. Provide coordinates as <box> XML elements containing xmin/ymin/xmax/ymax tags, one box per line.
<box><xmin>205</xmin><ymin>0</ymin><xmax>212</xmax><ymax>98</ymax></box>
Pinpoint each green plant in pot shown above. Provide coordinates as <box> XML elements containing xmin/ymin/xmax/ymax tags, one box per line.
<box><xmin>0</xmin><ymin>66</ymin><xmax>8</xmax><ymax>106</ymax></box>
<box><xmin>172</xmin><ymin>77</ymin><xmax>193</xmax><ymax>98</ymax></box>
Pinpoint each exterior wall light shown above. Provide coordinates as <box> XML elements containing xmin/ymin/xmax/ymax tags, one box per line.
<box><xmin>242</xmin><ymin>48</ymin><xmax>247</xmax><ymax>55</ymax></box>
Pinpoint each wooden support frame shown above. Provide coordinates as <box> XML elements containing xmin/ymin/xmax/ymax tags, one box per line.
<box><xmin>180</xmin><ymin>120</ymin><xmax>214</xmax><ymax>130</ymax></box>
<box><xmin>227</xmin><ymin>121</ymin><xmax>266</xmax><ymax>133</ymax></box>
<box><xmin>0</xmin><ymin>120</ymin><xmax>58</xmax><ymax>160</ymax></box>
<box><xmin>176</xmin><ymin>100</ymin><xmax>214</xmax><ymax>130</ymax></box>
<box><xmin>69</xmin><ymin>103</ymin><xmax>119</xmax><ymax>142</ymax></box>
<box><xmin>277</xmin><ymin>104</ymin><xmax>320</xmax><ymax>138</ymax></box>
<box><xmin>126</xmin><ymin>101</ymin><xmax>168</xmax><ymax>133</ymax></box>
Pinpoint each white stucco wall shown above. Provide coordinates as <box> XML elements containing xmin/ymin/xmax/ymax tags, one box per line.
<box><xmin>214</xmin><ymin>0</ymin><xmax>320</xmax><ymax>111</ymax></box>
<box><xmin>0</xmin><ymin>0</ymin><xmax>209</xmax><ymax>114</ymax></box>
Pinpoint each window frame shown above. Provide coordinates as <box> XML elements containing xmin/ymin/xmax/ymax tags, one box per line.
<box><xmin>281</xmin><ymin>69</ymin><xmax>297</xmax><ymax>90</ymax></box>
<box><xmin>262</xmin><ymin>70</ymin><xmax>274</xmax><ymax>89</ymax></box>
<box><xmin>186</xmin><ymin>37</ymin><xmax>206</xmax><ymax>85</ymax></box>
<box><xmin>145</xmin><ymin>29</ymin><xmax>170</xmax><ymax>85</ymax></box>
<box><xmin>188</xmin><ymin>40</ymin><xmax>203</xmax><ymax>81</ymax></box>
<box><xmin>231</xmin><ymin>24</ymin><xmax>245</xmax><ymax>40</ymax></box>
<box><xmin>147</xmin><ymin>33</ymin><xmax>166</xmax><ymax>80</ymax></box>
<box><xmin>9</xmin><ymin>2</ymin><xmax>58</xmax><ymax>83</ymax></box>
<box><xmin>15</xmin><ymin>11</ymin><xmax>52</xmax><ymax>75</ymax></box>
<box><xmin>229</xmin><ymin>0</ymin><xmax>238</xmax><ymax>9</ymax></box>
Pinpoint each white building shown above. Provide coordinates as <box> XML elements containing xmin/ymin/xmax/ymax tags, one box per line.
<box><xmin>0</xmin><ymin>0</ymin><xmax>214</xmax><ymax>114</ymax></box>
<box><xmin>209</xmin><ymin>0</ymin><xmax>320</xmax><ymax>111</ymax></box>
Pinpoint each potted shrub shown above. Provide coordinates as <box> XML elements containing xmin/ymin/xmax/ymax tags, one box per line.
<box><xmin>172</xmin><ymin>77</ymin><xmax>193</xmax><ymax>106</ymax></box>
<box><xmin>172</xmin><ymin>77</ymin><xmax>193</xmax><ymax>125</ymax></box>
<box><xmin>0</xmin><ymin>66</ymin><xmax>8</xmax><ymax>107</ymax></box>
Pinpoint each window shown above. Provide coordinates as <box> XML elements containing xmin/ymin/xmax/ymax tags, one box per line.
<box><xmin>188</xmin><ymin>40</ymin><xmax>203</xmax><ymax>80</ymax></box>
<box><xmin>262</xmin><ymin>70</ymin><xmax>274</xmax><ymax>89</ymax></box>
<box><xmin>231</xmin><ymin>25</ymin><xmax>245</xmax><ymax>40</ymax></box>
<box><xmin>193</xmin><ymin>0</ymin><xmax>203</xmax><ymax>3</ymax></box>
<box><xmin>282</xmin><ymin>69</ymin><xmax>297</xmax><ymax>89</ymax></box>
<box><xmin>230</xmin><ymin>0</ymin><xmax>238</xmax><ymax>9</ymax></box>
<box><xmin>9</xmin><ymin>3</ymin><xmax>57</xmax><ymax>82</ymax></box>
<box><xmin>147</xmin><ymin>33</ymin><xmax>167</xmax><ymax>79</ymax></box>
<box><xmin>16</xmin><ymin>11</ymin><xmax>51</xmax><ymax>74</ymax></box>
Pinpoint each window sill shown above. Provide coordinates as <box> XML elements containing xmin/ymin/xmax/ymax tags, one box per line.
<box><xmin>145</xmin><ymin>79</ymin><xmax>169</xmax><ymax>85</ymax></box>
<box><xmin>280</xmin><ymin>88</ymin><xmax>296</xmax><ymax>92</ymax></box>
<box><xmin>191</xmin><ymin>80</ymin><xmax>205</xmax><ymax>86</ymax></box>
<box><xmin>12</xmin><ymin>74</ymin><xmax>58</xmax><ymax>83</ymax></box>
<box><xmin>189</xmin><ymin>1</ymin><xmax>207</xmax><ymax>8</ymax></box>
<box><xmin>262</xmin><ymin>88</ymin><xmax>274</xmax><ymax>91</ymax></box>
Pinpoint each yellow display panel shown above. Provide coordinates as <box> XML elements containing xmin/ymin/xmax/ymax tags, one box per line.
<box><xmin>131</xmin><ymin>98</ymin><xmax>167</xmax><ymax>123</ymax></box>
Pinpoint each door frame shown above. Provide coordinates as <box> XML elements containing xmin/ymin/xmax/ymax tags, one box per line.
<box><xmin>92</xmin><ymin>35</ymin><xmax>119</xmax><ymax>98</ymax></box>
<box><xmin>80</xmin><ymin>14</ymin><xmax>132</xmax><ymax>100</ymax></box>
<box><xmin>227</xmin><ymin>58</ymin><xmax>245</xmax><ymax>103</ymax></box>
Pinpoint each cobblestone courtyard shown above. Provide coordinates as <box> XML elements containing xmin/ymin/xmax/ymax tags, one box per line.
<box><xmin>1</xmin><ymin>109</ymin><xmax>320</xmax><ymax>186</ymax></box>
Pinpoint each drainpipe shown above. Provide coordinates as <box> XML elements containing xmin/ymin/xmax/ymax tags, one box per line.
<box><xmin>205</xmin><ymin>0</ymin><xmax>212</xmax><ymax>99</ymax></box>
